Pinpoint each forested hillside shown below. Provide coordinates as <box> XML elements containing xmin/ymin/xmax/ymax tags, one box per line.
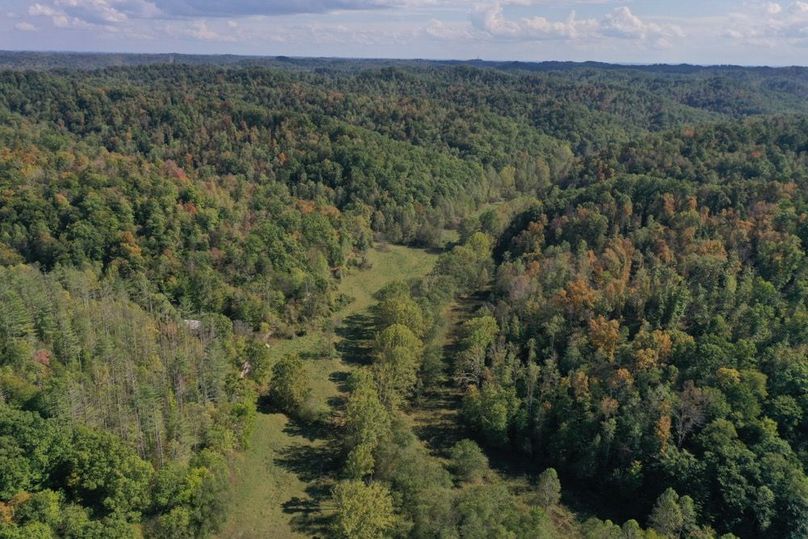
<box><xmin>0</xmin><ymin>55</ymin><xmax>806</xmax><ymax>538</ymax></box>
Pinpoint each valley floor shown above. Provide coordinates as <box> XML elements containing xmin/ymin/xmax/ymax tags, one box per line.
<box><xmin>218</xmin><ymin>244</ymin><xmax>439</xmax><ymax>538</ymax></box>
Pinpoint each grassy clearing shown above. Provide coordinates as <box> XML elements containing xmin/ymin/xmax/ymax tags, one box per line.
<box><xmin>339</xmin><ymin>243</ymin><xmax>438</xmax><ymax>313</ymax></box>
<box><xmin>218</xmin><ymin>412</ymin><xmax>313</xmax><ymax>539</ymax></box>
<box><xmin>218</xmin><ymin>243</ymin><xmax>438</xmax><ymax>539</ymax></box>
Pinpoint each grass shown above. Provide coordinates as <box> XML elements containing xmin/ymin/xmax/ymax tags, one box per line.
<box><xmin>218</xmin><ymin>412</ymin><xmax>314</xmax><ymax>539</ymax></box>
<box><xmin>217</xmin><ymin>243</ymin><xmax>438</xmax><ymax>539</ymax></box>
<box><xmin>339</xmin><ymin>243</ymin><xmax>438</xmax><ymax>313</ymax></box>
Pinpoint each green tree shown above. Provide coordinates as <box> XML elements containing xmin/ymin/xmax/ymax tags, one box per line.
<box><xmin>374</xmin><ymin>293</ymin><xmax>425</xmax><ymax>337</ymax></box>
<box><xmin>64</xmin><ymin>427</ymin><xmax>153</xmax><ymax>519</ymax></box>
<box><xmin>649</xmin><ymin>488</ymin><xmax>696</xmax><ymax>538</ymax></box>
<box><xmin>372</xmin><ymin>324</ymin><xmax>424</xmax><ymax>407</ymax></box>
<box><xmin>344</xmin><ymin>372</ymin><xmax>391</xmax><ymax>478</ymax></box>
<box><xmin>462</xmin><ymin>383</ymin><xmax>517</xmax><ymax>448</ymax></box>
<box><xmin>332</xmin><ymin>480</ymin><xmax>396</xmax><ymax>539</ymax></box>
<box><xmin>536</xmin><ymin>468</ymin><xmax>562</xmax><ymax>508</ymax></box>
<box><xmin>455</xmin><ymin>315</ymin><xmax>498</xmax><ymax>386</ymax></box>
<box><xmin>269</xmin><ymin>354</ymin><xmax>311</xmax><ymax>415</ymax></box>
<box><xmin>449</xmin><ymin>439</ymin><xmax>489</xmax><ymax>483</ymax></box>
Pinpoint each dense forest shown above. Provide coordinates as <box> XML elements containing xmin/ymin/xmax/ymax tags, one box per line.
<box><xmin>0</xmin><ymin>53</ymin><xmax>807</xmax><ymax>538</ymax></box>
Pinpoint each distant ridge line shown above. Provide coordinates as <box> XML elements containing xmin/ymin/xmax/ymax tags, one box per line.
<box><xmin>0</xmin><ymin>50</ymin><xmax>805</xmax><ymax>73</ymax></box>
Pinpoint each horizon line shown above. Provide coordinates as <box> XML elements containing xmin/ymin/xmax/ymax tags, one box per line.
<box><xmin>0</xmin><ymin>49</ymin><xmax>806</xmax><ymax>70</ymax></box>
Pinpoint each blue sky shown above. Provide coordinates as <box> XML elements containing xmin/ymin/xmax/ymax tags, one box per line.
<box><xmin>1</xmin><ymin>1</ymin><xmax>807</xmax><ymax>65</ymax></box>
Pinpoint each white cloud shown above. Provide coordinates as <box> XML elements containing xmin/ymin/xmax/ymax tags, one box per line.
<box><xmin>602</xmin><ymin>6</ymin><xmax>683</xmax><ymax>41</ymax></box>
<box><xmin>14</xmin><ymin>21</ymin><xmax>37</xmax><ymax>31</ymax></box>
<box><xmin>24</xmin><ymin>0</ymin><xmax>428</xmax><ymax>31</ymax></box>
<box><xmin>30</xmin><ymin>1</ymin><xmax>109</xmax><ymax>28</ymax></box>
<box><xmin>29</xmin><ymin>3</ymin><xmax>59</xmax><ymax>17</ymax></box>
<box><xmin>29</xmin><ymin>3</ymin><xmax>75</xmax><ymax>27</ymax></box>
<box><xmin>56</xmin><ymin>0</ymin><xmax>129</xmax><ymax>24</ymax></box>
<box><xmin>471</xmin><ymin>2</ymin><xmax>598</xmax><ymax>40</ymax></box>
<box><xmin>723</xmin><ymin>1</ymin><xmax>808</xmax><ymax>47</ymax></box>
<box><xmin>521</xmin><ymin>13</ymin><xmax>591</xmax><ymax>39</ymax></box>
<box><xmin>143</xmin><ymin>0</ymin><xmax>419</xmax><ymax>18</ymax></box>
<box><xmin>469</xmin><ymin>3</ymin><xmax>681</xmax><ymax>45</ymax></box>
<box><xmin>424</xmin><ymin>18</ymin><xmax>473</xmax><ymax>40</ymax></box>
<box><xmin>164</xmin><ymin>19</ymin><xmax>237</xmax><ymax>41</ymax></box>
<box><xmin>602</xmin><ymin>7</ymin><xmax>647</xmax><ymax>38</ymax></box>
<box><xmin>601</xmin><ymin>6</ymin><xmax>646</xmax><ymax>38</ymax></box>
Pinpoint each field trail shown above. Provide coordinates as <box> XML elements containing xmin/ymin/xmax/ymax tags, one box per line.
<box><xmin>218</xmin><ymin>244</ymin><xmax>439</xmax><ymax>539</ymax></box>
<box><xmin>405</xmin><ymin>290</ymin><xmax>489</xmax><ymax>456</ymax></box>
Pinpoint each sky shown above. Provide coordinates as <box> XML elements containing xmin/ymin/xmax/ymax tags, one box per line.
<box><xmin>1</xmin><ymin>1</ymin><xmax>807</xmax><ymax>65</ymax></box>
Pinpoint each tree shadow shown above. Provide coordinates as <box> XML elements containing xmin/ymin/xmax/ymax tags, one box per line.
<box><xmin>275</xmin><ymin>438</ymin><xmax>341</xmax><ymax>484</ymax></box>
<box><xmin>327</xmin><ymin>394</ymin><xmax>348</xmax><ymax>411</ymax></box>
<box><xmin>410</xmin><ymin>389</ymin><xmax>464</xmax><ymax>454</ymax></box>
<box><xmin>323</xmin><ymin>370</ymin><xmax>352</xmax><ymax>411</ymax></box>
<box><xmin>282</xmin><ymin>481</ymin><xmax>337</xmax><ymax>537</ymax></box>
<box><xmin>443</xmin><ymin>295</ymin><xmax>483</xmax><ymax>347</ymax></box>
<box><xmin>335</xmin><ymin>312</ymin><xmax>375</xmax><ymax>365</ymax></box>
<box><xmin>329</xmin><ymin>370</ymin><xmax>352</xmax><ymax>391</ymax></box>
<box><xmin>275</xmin><ymin>436</ymin><xmax>343</xmax><ymax>537</ymax></box>
<box><xmin>282</xmin><ymin>415</ymin><xmax>332</xmax><ymax>442</ymax></box>
<box><xmin>425</xmin><ymin>244</ymin><xmax>450</xmax><ymax>255</ymax></box>
<box><xmin>405</xmin><ymin>296</ymin><xmax>480</xmax><ymax>456</ymax></box>
<box><xmin>283</xmin><ymin>496</ymin><xmax>319</xmax><ymax>517</ymax></box>
<box><xmin>256</xmin><ymin>394</ymin><xmax>275</xmax><ymax>414</ymax></box>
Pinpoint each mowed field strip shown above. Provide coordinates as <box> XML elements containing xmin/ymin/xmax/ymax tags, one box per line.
<box><xmin>218</xmin><ymin>244</ymin><xmax>438</xmax><ymax>539</ymax></box>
